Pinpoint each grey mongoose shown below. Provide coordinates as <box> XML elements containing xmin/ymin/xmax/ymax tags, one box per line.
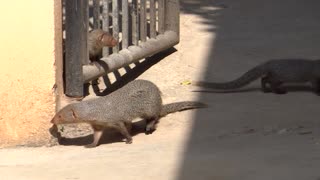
<box><xmin>193</xmin><ymin>59</ymin><xmax>320</xmax><ymax>94</ymax></box>
<box><xmin>50</xmin><ymin>80</ymin><xmax>207</xmax><ymax>148</ymax></box>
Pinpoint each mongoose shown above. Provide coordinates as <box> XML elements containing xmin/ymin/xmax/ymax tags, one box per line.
<box><xmin>88</xmin><ymin>29</ymin><xmax>118</xmax><ymax>61</ymax></box>
<box><xmin>50</xmin><ymin>80</ymin><xmax>207</xmax><ymax>148</ymax></box>
<box><xmin>193</xmin><ymin>59</ymin><xmax>320</xmax><ymax>94</ymax></box>
<box><xmin>62</xmin><ymin>29</ymin><xmax>117</xmax><ymax>61</ymax></box>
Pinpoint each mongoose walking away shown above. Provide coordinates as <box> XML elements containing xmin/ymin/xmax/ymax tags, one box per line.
<box><xmin>193</xmin><ymin>59</ymin><xmax>320</xmax><ymax>94</ymax></box>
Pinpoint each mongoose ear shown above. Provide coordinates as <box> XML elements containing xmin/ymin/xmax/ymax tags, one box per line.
<box><xmin>71</xmin><ymin>109</ymin><xmax>78</xmax><ymax>119</ymax></box>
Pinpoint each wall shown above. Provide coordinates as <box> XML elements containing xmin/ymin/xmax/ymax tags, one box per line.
<box><xmin>0</xmin><ymin>0</ymin><xmax>61</xmax><ymax>147</ymax></box>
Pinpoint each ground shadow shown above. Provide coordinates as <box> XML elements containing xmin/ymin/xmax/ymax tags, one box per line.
<box><xmin>193</xmin><ymin>84</ymin><xmax>317</xmax><ymax>94</ymax></box>
<box><xmin>178</xmin><ymin>0</ymin><xmax>320</xmax><ymax>179</ymax></box>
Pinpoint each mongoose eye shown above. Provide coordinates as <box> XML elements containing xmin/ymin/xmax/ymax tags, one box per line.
<box><xmin>71</xmin><ymin>109</ymin><xmax>77</xmax><ymax>119</ymax></box>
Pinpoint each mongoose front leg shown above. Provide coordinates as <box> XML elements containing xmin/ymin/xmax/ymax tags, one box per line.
<box><xmin>271</xmin><ymin>83</ymin><xmax>287</xmax><ymax>94</ymax></box>
<box><xmin>311</xmin><ymin>79</ymin><xmax>320</xmax><ymax>95</ymax></box>
<box><xmin>268</xmin><ymin>78</ymin><xmax>287</xmax><ymax>94</ymax></box>
<box><xmin>85</xmin><ymin>125</ymin><xmax>104</xmax><ymax>148</ymax></box>
<box><xmin>261</xmin><ymin>76</ymin><xmax>272</xmax><ymax>93</ymax></box>
<box><xmin>85</xmin><ymin>130</ymin><xmax>104</xmax><ymax>148</ymax></box>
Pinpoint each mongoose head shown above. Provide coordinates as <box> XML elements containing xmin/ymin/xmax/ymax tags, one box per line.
<box><xmin>100</xmin><ymin>32</ymin><xmax>118</xmax><ymax>47</ymax></box>
<box><xmin>51</xmin><ymin>105</ymin><xmax>79</xmax><ymax>125</ymax></box>
<box><xmin>91</xmin><ymin>29</ymin><xmax>118</xmax><ymax>47</ymax></box>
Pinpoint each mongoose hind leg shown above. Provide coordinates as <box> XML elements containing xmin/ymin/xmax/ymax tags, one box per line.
<box><xmin>115</xmin><ymin>122</ymin><xmax>133</xmax><ymax>144</ymax></box>
<box><xmin>85</xmin><ymin>125</ymin><xmax>104</xmax><ymax>148</ymax></box>
<box><xmin>145</xmin><ymin>117</ymin><xmax>159</xmax><ymax>135</ymax></box>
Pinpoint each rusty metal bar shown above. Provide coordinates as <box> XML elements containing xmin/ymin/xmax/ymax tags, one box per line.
<box><xmin>83</xmin><ymin>31</ymin><xmax>178</xmax><ymax>82</ymax></box>
<box><xmin>112</xmin><ymin>0</ymin><xmax>119</xmax><ymax>53</ymax></box>
<box><xmin>140</xmin><ymin>0</ymin><xmax>147</xmax><ymax>42</ymax></box>
<box><xmin>165</xmin><ymin>0</ymin><xmax>179</xmax><ymax>36</ymax></box>
<box><xmin>150</xmin><ymin>0</ymin><xmax>156</xmax><ymax>38</ymax></box>
<box><xmin>122</xmin><ymin>0</ymin><xmax>129</xmax><ymax>48</ymax></box>
<box><xmin>102</xmin><ymin>0</ymin><xmax>110</xmax><ymax>56</ymax></box>
<box><xmin>131</xmin><ymin>0</ymin><xmax>139</xmax><ymax>45</ymax></box>
<box><xmin>65</xmin><ymin>0</ymin><xmax>89</xmax><ymax>97</ymax></box>
<box><xmin>158</xmin><ymin>0</ymin><xmax>165</xmax><ymax>34</ymax></box>
<box><xmin>93</xmin><ymin>0</ymin><xmax>101</xmax><ymax>29</ymax></box>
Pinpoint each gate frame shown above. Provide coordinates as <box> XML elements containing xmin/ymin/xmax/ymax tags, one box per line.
<box><xmin>60</xmin><ymin>0</ymin><xmax>180</xmax><ymax>105</ymax></box>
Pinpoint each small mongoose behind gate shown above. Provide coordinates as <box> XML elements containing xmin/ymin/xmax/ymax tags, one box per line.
<box><xmin>50</xmin><ymin>80</ymin><xmax>207</xmax><ymax>148</ymax></box>
<box><xmin>193</xmin><ymin>59</ymin><xmax>320</xmax><ymax>94</ymax></box>
<box><xmin>88</xmin><ymin>29</ymin><xmax>118</xmax><ymax>61</ymax></box>
<box><xmin>63</xmin><ymin>29</ymin><xmax>117</xmax><ymax>61</ymax></box>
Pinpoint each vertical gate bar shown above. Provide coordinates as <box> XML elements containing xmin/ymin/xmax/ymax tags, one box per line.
<box><xmin>93</xmin><ymin>0</ymin><xmax>101</xmax><ymax>29</ymax></box>
<box><xmin>83</xmin><ymin>0</ymin><xmax>90</xmax><ymax>65</ymax></box>
<box><xmin>102</xmin><ymin>0</ymin><xmax>110</xmax><ymax>56</ymax></box>
<box><xmin>131</xmin><ymin>0</ymin><xmax>136</xmax><ymax>45</ymax></box>
<box><xmin>112</xmin><ymin>0</ymin><xmax>119</xmax><ymax>53</ymax></box>
<box><xmin>65</xmin><ymin>0</ymin><xmax>89</xmax><ymax>97</ymax></box>
<box><xmin>140</xmin><ymin>0</ymin><xmax>147</xmax><ymax>42</ymax></box>
<box><xmin>158</xmin><ymin>0</ymin><xmax>165</xmax><ymax>34</ymax></box>
<box><xmin>122</xmin><ymin>0</ymin><xmax>129</xmax><ymax>48</ymax></box>
<box><xmin>150</xmin><ymin>0</ymin><xmax>156</xmax><ymax>38</ymax></box>
<box><xmin>136</xmin><ymin>0</ymin><xmax>140</xmax><ymax>44</ymax></box>
<box><xmin>131</xmin><ymin>0</ymin><xmax>139</xmax><ymax>45</ymax></box>
<box><xmin>165</xmin><ymin>0</ymin><xmax>179</xmax><ymax>35</ymax></box>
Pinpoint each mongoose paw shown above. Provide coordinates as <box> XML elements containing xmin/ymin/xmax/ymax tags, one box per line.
<box><xmin>261</xmin><ymin>88</ymin><xmax>271</xmax><ymax>93</ymax></box>
<box><xmin>314</xmin><ymin>90</ymin><xmax>320</xmax><ymax>96</ymax></box>
<box><xmin>125</xmin><ymin>139</ymin><xmax>133</xmax><ymax>144</ymax></box>
<box><xmin>145</xmin><ymin>123</ymin><xmax>157</xmax><ymax>134</ymax></box>
<box><xmin>145</xmin><ymin>128</ymin><xmax>156</xmax><ymax>135</ymax></box>
<box><xmin>84</xmin><ymin>143</ymin><xmax>98</xmax><ymax>148</ymax></box>
<box><xmin>274</xmin><ymin>89</ymin><xmax>287</xmax><ymax>94</ymax></box>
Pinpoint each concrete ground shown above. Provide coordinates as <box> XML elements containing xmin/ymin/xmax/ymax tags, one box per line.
<box><xmin>1</xmin><ymin>0</ymin><xmax>320</xmax><ymax>179</ymax></box>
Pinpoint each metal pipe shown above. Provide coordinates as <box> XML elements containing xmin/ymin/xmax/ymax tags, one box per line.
<box><xmin>83</xmin><ymin>31</ymin><xmax>178</xmax><ymax>82</ymax></box>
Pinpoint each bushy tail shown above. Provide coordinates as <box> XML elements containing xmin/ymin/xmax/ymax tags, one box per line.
<box><xmin>193</xmin><ymin>64</ymin><xmax>267</xmax><ymax>89</ymax></box>
<box><xmin>160</xmin><ymin>101</ymin><xmax>208</xmax><ymax>117</ymax></box>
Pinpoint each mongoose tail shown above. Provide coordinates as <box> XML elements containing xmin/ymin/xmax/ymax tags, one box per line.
<box><xmin>160</xmin><ymin>101</ymin><xmax>208</xmax><ymax>117</ymax></box>
<box><xmin>193</xmin><ymin>64</ymin><xmax>266</xmax><ymax>89</ymax></box>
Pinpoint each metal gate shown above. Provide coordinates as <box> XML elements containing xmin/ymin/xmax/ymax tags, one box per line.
<box><xmin>63</xmin><ymin>0</ymin><xmax>179</xmax><ymax>98</ymax></box>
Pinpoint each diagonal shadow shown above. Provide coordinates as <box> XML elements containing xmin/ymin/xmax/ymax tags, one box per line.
<box><xmin>58</xmin><ymin>120</ymin><xmax>148</xmax><ymax>146</ymax></box>
<box><xmin>90</xmin><ymin>47</ymin><xmax>177</xmax><ymax>96</ymax></box>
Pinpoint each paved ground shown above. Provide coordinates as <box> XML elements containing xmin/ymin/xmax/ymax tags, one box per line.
<box><xmin>1</xmin><ymin>0</ymin><xmax>320</xmax><ymax>179</ymax></box>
